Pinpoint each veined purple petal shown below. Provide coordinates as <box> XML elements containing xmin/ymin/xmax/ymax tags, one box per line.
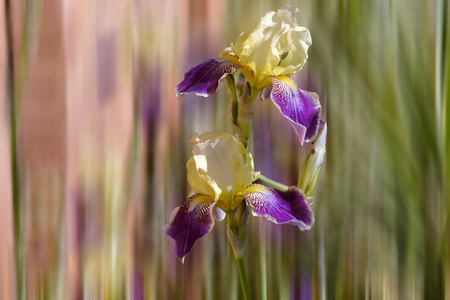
<box><xmin>163</xmin><ymin>194</ymin><xmax>216</xmax><ymax>262</ymax></box>
<box><xmin>175</xmin><ymin>58</ymin><xmax>242</xmax><ymax>99</ymax></box>
<box><xmin>270</xmin><ymin>76</ymin><xmax>321</xmax><ymax>144</ymax></box>
<box><xmin>243</xmin><ymin>184</ymin><xmax>314</xmax><ymax>230</ymax></box>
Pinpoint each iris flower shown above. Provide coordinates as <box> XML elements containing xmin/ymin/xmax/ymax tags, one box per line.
<box><xmin>175</xmin><ymin>5</ymin><xmax>321</xmax><ymax>145</ymax></box>
<box><xmin>164</xmin><ymin>127</ymin><xmax>326</xmax><ymax>262</ymax></box>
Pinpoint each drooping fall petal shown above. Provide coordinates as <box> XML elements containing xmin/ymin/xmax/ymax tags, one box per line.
<box><xmin>298</xmin><ymin>122</ymin><xmax>327</xmax><ymax>196</ymax></box>
<box><xmin>163</xmin><ymin>194</ymin><xmax>216</xmax><ymax>262</ymax></box>
<box><xmin>270</xmin><ymin>76</ymin><xmax>321</xmax><ymax>145</ymax></box>
<box><xmin>175</xmin><ymin>58</ymin><xmax>243</xmax><ymax>99</ymax></box>
<box><xmin>243</xmin><ymin>184</ymin><xmax>314</xmax><ymax>230</ymax></box>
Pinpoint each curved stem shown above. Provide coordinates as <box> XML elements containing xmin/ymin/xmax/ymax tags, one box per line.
<box><xmin>256</xmin><ymin>174</ymin><xmax>289</xmax><ymax>191</ymax></box>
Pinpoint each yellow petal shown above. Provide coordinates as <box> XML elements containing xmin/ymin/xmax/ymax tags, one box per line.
<box><xmin>187</xmin><ymin>132</ymin><xmax>255</xmax><ymax>205</ymax></box>
<box><xmin>220</xmin><ymin>47</ymin><xmax>255</xmax><ymax>86</ymax></box>
<box><xmin>278</xmin><ymin>26</ymin><xmax>311</xmax><ymax>76</ymax></box>
<box><xmin>230</xmin><ymin>31</ymin><xmax>249</xmax><ymax>57</ymax></box>
<box><xmin>231</xmin><ymin>6</ymin><xmax>311</xmax><ymax>88</ymax></box>
<box><xmin>186</xmin><ymin>157</ymin><xmax>216</xmax><ymax>196</ymax></box>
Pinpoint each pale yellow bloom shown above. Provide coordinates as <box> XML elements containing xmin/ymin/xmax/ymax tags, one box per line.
<box><xmin>187</xmin><ymin>132</ymin><xmax>257</xmax><ymax>208</ymax></box>
<box><xmin>227</xmin><ymin>5</ymin><xmax>311</xmax><ymax>89</ymax></box>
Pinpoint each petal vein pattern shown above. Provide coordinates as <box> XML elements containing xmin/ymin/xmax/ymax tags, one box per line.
<box><xmin>163</xmin><ymin>194</ymin><xmax>217</xmax><ymax>262</ymax></box>
<box><xmin>175</xmin><ymin>58</ymin><xmax>242</xmax><ymax>98</ymax></box>
<box><xmin>270</xmin><ymin>76</ymin><xmax>321</xmax><ymax>144</ymax></box>
<box><xmin>243</xmin><ymin>184</ymin><xmax>314</xmax><ymax>230</ymax></box>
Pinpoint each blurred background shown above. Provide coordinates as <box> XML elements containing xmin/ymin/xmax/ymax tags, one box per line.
<box><xmin>1</xmin><ymin>0</ymin><xmax>449</xmax><ymax>299</ymax></box>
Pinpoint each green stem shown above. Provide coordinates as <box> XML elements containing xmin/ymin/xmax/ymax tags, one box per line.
<box><xmin>235</xmin><ymin>256</ymin><xmax>251</xmax><ymax>300</ymax></box>
<box><xmin>236</xmin><ymin>89</ymin><xmax>261</xmax><ymax>148</ymax></box>
<box><xmin>225</xmin><ymin>75</ymin><xmax>239</xmax><ymax>125</ymax></box>
<box><xmin>257</xmin><ymin>174</ymin><xmax>289</xmax><ymax>191</ymax></box>
<box><xmin>226</xmin><ymin>211</ymin><xmax>238</xmax><ymax>235</ymax></box>
<box><xmin>226</xmin><ymin>212</ymin><xmax>251</xmax><ymax>300</ymax></box>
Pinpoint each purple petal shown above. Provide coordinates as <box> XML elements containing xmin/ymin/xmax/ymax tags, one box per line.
<box><xmin>175</xmin><ymin>58</ymin><xmax>242</xmax><ymax>98</ymax></box>
<box><xmin>270</xmin><ymin>76</ymin><xmax>322</xmax><ymax>144</ymax></box>
<box><xmin>243</xmin><ymin>184</ymin><xmax>314</xmax><ymax>230</ymax></box>
<box><xmin>163</xmin><ymin>194</ymin><xmax>216</xmax><ymax>262</ymax></box>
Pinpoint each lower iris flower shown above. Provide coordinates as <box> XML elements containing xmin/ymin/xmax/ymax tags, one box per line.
<box><xmin>164</xmin><ymin>130</ymin><xmax>326</xmax><ymax>262</ymax></box>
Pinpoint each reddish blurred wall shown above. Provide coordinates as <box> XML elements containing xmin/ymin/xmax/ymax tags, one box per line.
<box><xmin>1</xmin><ymin>0</ymin><xmax>133</xmax><ymax>297</ymax></box>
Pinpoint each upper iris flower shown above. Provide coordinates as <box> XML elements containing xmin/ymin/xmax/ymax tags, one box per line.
<box><xmin>163</xmin><ymin>131</ymin><xmax>324</xmax><ymax>262</ymax></box>
<box><xmin>175</xmin><ymin>5</ymin><xmax>321</xmax><ymax>145</ymax></box>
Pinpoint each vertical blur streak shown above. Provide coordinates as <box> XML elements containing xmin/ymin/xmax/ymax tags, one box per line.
<box><xmin>0</xmin><ymin>0</ymin><xmax>15</xmax><ymax>299</ymax></box>
<box><xmin>443</xmin><ymin>0</ymin><xmax>450</xmax><ymax>298</ymax></box>
<box><xmin>0</xmin><ymin>0</ymin><xmax>447</xmax><ymax>299</ymax></box>
<box><xmin>310</xmin><ymin>0</ymin><xmax>445</xmax><ymax>298</ymax></box>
